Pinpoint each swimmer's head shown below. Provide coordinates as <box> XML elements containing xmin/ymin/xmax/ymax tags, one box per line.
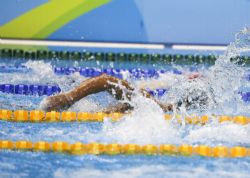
<box><xmin>164</xmin><ymin>79</ymin><xmax>216</xmax><ymax>111</ymax></box>
<box><xmin>176</xmin><ymin>88</ymin><xmax>211</xmax><ymax>110</ymax></box>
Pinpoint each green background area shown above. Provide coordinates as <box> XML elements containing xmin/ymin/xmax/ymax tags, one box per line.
<box><xmin>0</xmin><ymin>0</ymin><xmax>111</xmax><ymax>39</ymax></box>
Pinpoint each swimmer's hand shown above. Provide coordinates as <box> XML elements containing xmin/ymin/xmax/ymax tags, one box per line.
<box><xmin>158</xmin><ymin>103</ymin><xmax>173</xmax><ymax>112</ymax></box>
<box><xmin>187</xmin><ymin>72</ymin><xmax>202</xmax><ymax>80</ymax></box>
<box><xmin>40</xmin><ymin>93</ymin><xmax>72</xmax><ymax>111</ymax></box>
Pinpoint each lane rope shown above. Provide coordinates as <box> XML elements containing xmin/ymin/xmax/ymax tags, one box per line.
<box><xmin>0</xmin><ymin>49</ymin><xmax>219</xmax><ymax>62</ymax></box>
<box><xmin>54</xmin><ymin>67</ymin><xmax>181</xmax><ymax>78</ymax></box>
<box><xmin>147</xmin><ymin>89</ymin><xmax>250</xmax><ymax>102</ymax></box>
<box><xmin>0</xmin><ymin>65</ymin><xmax>182</xmax><ymax>78</ymax></box>
<box><xmin>1</xmin><ymin>48</ymin><xmax>249</xmax><ymax>65</ymax></box>
<box><xmin>0</xmin><ymin>110</ymin><xmax>249</xmax><ymax>125</ymax></box>
<box><xmin>0</xmin><ymin>140</ymin><xmax>249</xmax><ymax>157</ymax></box>
<box><xmin>2</xmin><ymin>65</ymin><xmax>250</xmax><ymax>82</ymax></box>
<box><xmin>0</xmin><ymin>84</ymin><xmax>61</xmax><ymax>96</ymax></box>
<box><xmin>1</xmin><ymin>83</ymin><xmax>250</xmax><ymax>103</ymax></box>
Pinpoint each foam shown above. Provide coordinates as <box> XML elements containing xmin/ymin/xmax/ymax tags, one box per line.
<box><xmin>101</xmin><ymin>94</ymin><xmax>180</xmax><ymax>144</ymax></box>
<box><xmin>183</xmin><ymin>123</ymin><xmax>250</xmax><ymax>146</ymax></box>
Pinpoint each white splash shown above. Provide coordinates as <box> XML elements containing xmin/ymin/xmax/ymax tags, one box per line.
<box><xmin>102</xmin><ymin>94</ymin><xmax>180</xmax><ymax>145</ymax></box>
<box><xmin>98</xmin><ymin>27</ymin><xmax>250</xmax><ymax>145</ymax></box>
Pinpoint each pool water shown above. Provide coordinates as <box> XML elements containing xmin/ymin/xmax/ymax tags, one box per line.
<box><xmin>0</xmin><ymin>29</ymin><xmax>250</xmax><ymax>178</ymax></box>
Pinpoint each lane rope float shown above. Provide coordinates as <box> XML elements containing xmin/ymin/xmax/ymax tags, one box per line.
<box><xmin>1</xmin><ymin>84</ymin><xmax>250</xmax><ymax>103</ymax></box>
<box><xmin>54</xmin><ymin>67</ymin><xmax>250</xmax><ymax>82</ymax></box>
<box><xmin>0</xmin><ymin>84</ymin><xmax>61</xmax><ymax>96</ymax></box>
<box><xmin>54</xmin><ymin>67</ymin><xmax>181</xmax><ymax>78</ymax></box>
<box><xmin>0</xmin><ymin>49</ymin><xmax>219</xmax><ymax>63</ymax></box>
<box><xmin>0</xmin><ymin>110</ymin><xmax>249</xmax><ymax>125</ymax></box>
<box><xmin>147</xmin><ymin>89</ymin><xmax>250</xmax><ymax>102</ymax></box>
<box><xmin>0</xmin><ymin>65</ymin><xmax>27</xmax><ymax>73</ymax></box>
<box><xmin>2</xmin><ymin>65</ymin><xmax>250</xmax><ymax>81</ymax></box>
<box><xmin>0</xmin><ymin>140</ymin><xmax>249</xmax><ymax>157</ymax></box>
<box><xmin>1</xmin><ymin>48</ymin><xmax>249</xmax><ymax>65</ymax></box>
<box><xmin>0</xmin><ymin>65</ymin><xmax>182</xmax><ymax>78</ymax></box>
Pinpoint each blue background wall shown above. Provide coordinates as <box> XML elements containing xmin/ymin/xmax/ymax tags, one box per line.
<box><xmin>0</xmin><ymin>0</ymin><xmax>250</xmax><ymax>44</ymax></box>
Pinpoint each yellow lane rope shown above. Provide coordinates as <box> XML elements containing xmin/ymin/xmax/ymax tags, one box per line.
<box><xmin>0</xmin><ymin>140</ymin><xmax>249</xmax><ymax>157</ymax></box>
<box><xmin>0</xmin><ymin>110</ymin><xmax>249</xmax><ymax>125</ymax></box>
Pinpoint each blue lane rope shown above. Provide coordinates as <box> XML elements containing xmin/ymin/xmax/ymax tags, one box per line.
<box><xmin>237</xmin><ymin>92</ymin><xmax>250</xmax><ymax>102</ymax></box>
<box><xmin>147</xmin><ymin>89</ymin><xmax>250</xmax><ymax>102</ymax></box>
<box><xmin>3</xmin><ymin>66</ymin><xmax>250</xmax><ymax>82</ymax></box>
<box><xmin>1</xmin><ymin>83</ymin><xmax>250</xmax><ymax>102</ymax></box>
<box><xmin>0</xmin><ymin>65</ymin><xmax>28</xmax><ymax>73</ymax></box>
<box><xmin>50</xmin><ymin>67</ymin><xmax>250</xmax><ymax>81</ymax></box>
<box><xmin>147</xmin><ymin>89</ymin><xmax>168</xmax><ymax>97</ymax></box>
<box><xmin>0</xmin><ymin>65</ymin><xmax>182</xmax><ymax>79</ymax></box>
<box><xmin>0</xmin><ymin>84</ymin><xmax>61</xmax><ymax>96</ymax></box>
<box><xmin>54</xmin><ymin>67</ymin><xmax>182</xmax><ymax>78</ymax></box>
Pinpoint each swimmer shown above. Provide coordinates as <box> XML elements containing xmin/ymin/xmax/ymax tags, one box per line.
<box><xmin>42</xmin><ymin>72</ymin><xmax>203</xmax><ymax>113</ymax></box>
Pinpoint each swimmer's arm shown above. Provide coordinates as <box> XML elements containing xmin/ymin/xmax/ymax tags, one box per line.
<box><xmin>136</xmin><ymin>73</ymin><xmax>182</xmax><ymax>89</ymax></box>
<box><xmin>137</xmin><ymin>72</ymin><xmax>202</xmax><ymax>89</ymax></box>
<box><xmin>42</xmin><ymin>74</ymin><xmax>134</xmax><ymax>111</ymax></box>
<box><xmin>102</xmin><ymin>98</ymin><xmax>173</xmax><ymax>114</ymax></box>
<box><xmin>101</xmin><ymin>88</ymin><xmax>173</xmax><ymax>114</ymax></box>
<box><xmin>42</xmin><ymin>73</ymin><xmax>173</xmax><ymax>112</ymax></box>
<box><xmin>102</xmin><ymin>103</ymin><xmax>133</xmax><ymax>114</ymax></box>
<box><xmin>136</xmin><ymin>79</ymin><xmax>168</xmax><ymax>90</ymax></box>
<box><xmin>139</xmin><ymin>88</ymin><xmax>173</xmax><ymax>112</ymax></box>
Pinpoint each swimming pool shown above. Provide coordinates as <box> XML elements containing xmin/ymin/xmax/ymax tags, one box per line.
<box><xmin>1</xmin><ymin>33</ymin><xmax>250</xmax><ymax>178</ymax></box>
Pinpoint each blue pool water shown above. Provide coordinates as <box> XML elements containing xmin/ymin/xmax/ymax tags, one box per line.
<box><xmin>1</xmin><ymin>30</ymin><xmax>250</xmax><ymax>178</ymax></box>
